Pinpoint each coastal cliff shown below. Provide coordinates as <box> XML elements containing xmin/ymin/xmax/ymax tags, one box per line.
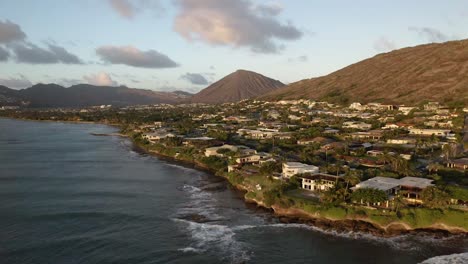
<box><xmin>129</xmin><ymin>137</ymin><xmax>468</xmax><ymax>237</ymax></box>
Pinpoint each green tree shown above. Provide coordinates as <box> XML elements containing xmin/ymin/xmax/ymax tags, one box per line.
<box><xmin>351</xmin><ymin>188</ymin><xmax>388</xmax><ymax>206</ymax></box>
<box><xmin>420</xmin><ymin>186</ymin><xmax>450</xmax><ymax>209</ymax></box>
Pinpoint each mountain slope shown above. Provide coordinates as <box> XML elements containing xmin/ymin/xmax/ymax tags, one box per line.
<box><xmin>262</xmin><ymin>39</ymin><xmax>468</xmax><ymax>105</ymax></box>
<box><xmin>0</xmin><ymin>84</ymin><xmax>190</xmax><ymax>107</ymax></box>
<box><xmin>191</xmin><ymin>70</ymin><xmax>284</xmax><ymax>104</ymax></box>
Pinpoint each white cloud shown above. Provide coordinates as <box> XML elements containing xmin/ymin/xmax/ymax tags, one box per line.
<box><xmin>83</xmin><ymin>72</ymin><xmax>118</xmax><ymax>86</ymax></box>
<box><xmin>96</xmin><ymin>45</ymin><xmax>178</xmax><ymax>68</ymax></box>
<box><xmin>373</xmin><ymin>37</ymin><xmax>397</xmax><ymax>52</ymax></box>
<box><xmin>0</xmin><ymin>75</ymin><xmax>32</xmax><ymax>89</ymax></box>
<box><xmin>173</xmin><ymin>0</ymin><xmax>302</xmax><ymax>53</ymax></box>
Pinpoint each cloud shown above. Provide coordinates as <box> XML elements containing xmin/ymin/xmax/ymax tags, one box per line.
<box><xmin>56</xmin><ymin>78</ymin><xmax>82</xmax><ymax>87</ymax></box>
<box><xmin>83</xmin><ymin>72</ymin><xmax>118</xmax><ymax>86</ymax></box>
<box><xmin>0</xmin><ymin>46</ymin><xmax>9</xmax><ymax>61</ymax></box>
<box><xmin>373</xmin><ymin>37</ymin><xmax>397</xmax><ymax>52</ymax></box>
<box><xmin>108</xmin><ymin>0</ymin><xmax>165</xmax><ymax>19</ymax></box>
<box><xmin>109</xmin><ymin>0</ymin><xmax>136</xmax><ymax>19</ymax></box>
<box><xmin>96</xmin><ymin>45</ymin><xmax>178</xmax><ymax>68</ymax></box>
<box><xmin>288</xmin><ymin>55</ymin><xmax>308</xmax><ymax>63</ymax></box>
<box><xmin>0</xmin><ymin>20</ymin><xmax>26</xmax><ymax>44</ymax></box>
<box><xmin>173</xmin><ymin>0</ymin><xmax>303</xmax><ymax>53</ymax></box>
<box><xmin>180</xmin><ymin>72</ymin><xmax>209</xmax><ymax>85</ymax></box>
<box><xmin>0</xmin><ymin>75</ymin><xmax>32</xmax><ymax>89</ymax></box>
<box><xmin>256</xmin><ymin>2</ymin><xmax>283</xmax><ymax>16</ymax></box>
<box><xmin>11</xmin><ymin>42</ymin><xmax>83</xmax><ymax>64</ymax></box>
<box><xmin>408</xmin><ymin>27</ymin><xmax>449</xmax><ymax>43</ymax></box>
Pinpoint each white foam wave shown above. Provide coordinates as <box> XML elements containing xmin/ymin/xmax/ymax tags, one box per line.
<box><xmin>172</xmin><ymin>218</ymin><xmax>251</xmax><ymax>263</ymax></box>
<box><xmin>419</xmin><ymin>252</ymin><xmax>468</xmax><ymax>264</ymax></box>
<box><xmin>178</xmin><ymin>247</ymin><xmax>201</xmax><ymax>253</ymax></box>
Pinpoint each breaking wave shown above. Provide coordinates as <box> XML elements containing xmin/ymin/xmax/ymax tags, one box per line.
<box><xmin>419</xmin><ymin>252</ymin><xmax>468</xmax><ymax>264</ymax></box>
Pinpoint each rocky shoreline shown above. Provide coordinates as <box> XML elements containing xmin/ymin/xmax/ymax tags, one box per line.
<box><xmin>125</xmin><ymin>136</ymin><xmax>468</xmax><ymax>238</ymax></box>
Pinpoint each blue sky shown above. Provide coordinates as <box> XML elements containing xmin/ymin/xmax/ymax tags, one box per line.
<box><xmin>0</xmin><ymin>0</ymin><xmax>467</xmax><ymax>92</ymax></box>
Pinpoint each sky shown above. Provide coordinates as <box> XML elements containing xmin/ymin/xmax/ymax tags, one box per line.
<box><xmin>0</xmin><ymin>0</ymin><xmax>467</xmax><ymax>92</ymax></box>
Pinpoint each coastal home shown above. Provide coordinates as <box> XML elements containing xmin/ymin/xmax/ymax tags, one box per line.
<box><xmin>142</xmin><ymin>131</ymin><xmax>176</xmax><ymax>143</ymax></box>
<box><xmin>205</xmin><ymin>144</ymin><xmax>237</xmax><ymax>157</ymax></box>
<box><xmin>282</xmin><ymin>162</ymin><xmax>319</xmax><ymax>179</ymax></box>
<box><xmin>398</xmin><ymin>177</ymin><xmax>434</xmax><ymax>204</ymax></box>
<box><xmin>235</xmin><ymin>152</ymin><xmax>272</xmax><ymax>165</ymax></box>
<box><xmin>446</xmin><ymin>158</ymin><xmax>468</xmax><ymax>170</ymax></box>
<box><xmin>351</xmin><ymin>177</ymin><xmax>400</xmax><ymax>196</ymax></box>
<box><xmin>408</xmin><ymin>128</ymin><xmax>451</xmax><ymax>138</ymax></box>
<box><xmin>351</xmin><ymin>176</ymin><xmax>434</xmax><ymax>205</ymax></box>
<box><xmin>298</xmin><ymin>173</ymin><xmax>341</xmax><ymax>192</ymax></box>
<box><xmin>342</xmin><ymin>121</ymin><xmax>372</xmax><ymax>131</ymax></box>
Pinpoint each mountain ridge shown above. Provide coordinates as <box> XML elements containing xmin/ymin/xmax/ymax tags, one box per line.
<box><xmin>262</xmin><ymin>39</ymin><xmax>468</xmax><ymax>105</ymax></box>
<box><xmin>0</xmin><ymin>83</ymin><xmax>190</xmax><ymax>107</ymax></box>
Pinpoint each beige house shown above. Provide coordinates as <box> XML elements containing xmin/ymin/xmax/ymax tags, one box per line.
<box><xmin>409</xmin><ymin>128</ymin><xmax>451</xmax><ymax>137</ymax></box>
<box><xmin>282</xmin><ymin>162</ymin><xmax>319</xmax><ymax>179</ymax></box>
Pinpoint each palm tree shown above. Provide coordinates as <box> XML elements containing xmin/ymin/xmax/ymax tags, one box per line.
<box><xmin>392</xmin><ymin>193</ymin><xmax>407</xmax><ymax>214</ymax></box>
<box><xmin>343</xmin><ymin>174</ymin><xmax>360</xmax><ymax>197</ymax></box>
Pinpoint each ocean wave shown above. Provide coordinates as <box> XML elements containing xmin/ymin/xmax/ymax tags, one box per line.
<box><xmin>419</xmin><ymin>252</ymin><xmax>468</xmax><ymax>264</ymax></box>
<box><xmin>171</xmin><ymin>218</ymin><xmax>251</xmax><ymax>263</ymax></box>
<box><xmin>177</xmin><ymin>247</ymin><xmax>201</xmax><ymax>253</ymax></box>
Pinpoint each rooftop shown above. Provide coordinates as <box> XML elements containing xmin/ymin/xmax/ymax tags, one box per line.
<box><xmin>353</xmin><ymin>177</ymin><xmax>400</xmax><ymax>191</ymax></box>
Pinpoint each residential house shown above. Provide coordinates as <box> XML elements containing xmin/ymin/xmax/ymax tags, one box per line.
<box><xmin>235</xmin><ymin>152</ymin><xmax>272</xmax><ymax>165</ymax></box>
<box><xmin>446</xmin><ymin>158</ymin><xmax>468</xmax><ymax>170</ymax></box>
<box><xmin>343</xmin><ymin>121</ymin><xmax>372</xmax><ymax>131</ymax></box>
<box><xmin>204</xmin><ymin>144</ymin><xmax>254</xmax><ymax>157</ymax></box>
<box><xmin>298</xmin><ymin>173</ymin><xmax>341</xmax><ymax>192</ymax></box>
<box><xmin>142</xmin><ymin>131</ymin><xmax>176</xmax><ymax>143</ymax></box>
<box><xmin>282</xmin><ymin>162</ymin><xmax>319</xmax><ymax>179</ymax></box>
<box><xmin>398</xmin><ymin>177</ymin><xmax>434</xmax><ymax>204</ymax></box>
<box><xmin>386</xmin><ymin>138</ymin><xmax>416</xmax><ymax>145</ymax></box>
<box><xmin>409</xmin><ymin>128</ymin><xmax>451</xmax><ymax>138</ymax></box>
<box><xmin>350</xmin><ymin>130</ymin><xmax>384</xmax><ymax>141</ymax></box>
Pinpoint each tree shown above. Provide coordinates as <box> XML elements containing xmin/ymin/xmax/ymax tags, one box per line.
<box><xmin>321</xmin><ymin>186</ymin><xmax>347</xmax><ymax>205</ymax></box>
<box><xmin>420</xmin><ymin>186</ymin><xmax>450</xmax><ymax>209</ymax></box>
<box><xmin>392</xmin><ymin>192</ymin><xmax>407</xmax><ymax>214</ymax></box>
<box><xmin>351</xmin><ymin>188</ymin><xmax>388</xmax><ymax>206</ymax></box>
<box><xmin>259</xmin><ymin>161</ymin><xmax>282</xmax><ymax>175</ymax></box>
<box><xmin>343</xmin><ymin>174</ymin><xmax>360</xmax><ymax>197</ymax></box>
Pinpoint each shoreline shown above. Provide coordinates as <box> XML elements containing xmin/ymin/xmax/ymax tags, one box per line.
<box><xmin>125</xmin><ymin>135</ymin><xmax>467</xmax><ymax>238</ymax></box>
<box><xmin>2</xmin><ymin>117</ymin><xmax>467</xmax><ymax>238</ymax></box>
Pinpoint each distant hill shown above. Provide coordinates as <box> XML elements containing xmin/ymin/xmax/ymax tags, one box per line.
<box><xmin>262</xmin><ymin>39</ymin><xmax>468</xmax><ymax>105</ymax></box>
<box><xmin>191</xmin><ymin>70</ymin><xmax>284</xmax><ymax>104</ymax></box>
<box><xmin>0</xmin><ymin>84</ymin><xmax>189</xmax><ymax>108</ymax></box>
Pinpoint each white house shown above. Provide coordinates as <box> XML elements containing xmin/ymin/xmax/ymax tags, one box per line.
<box><xmin>142</xmin><ymin>131</ymin><xmax>176</xmax><ymax>143</ymax></box>
<box><xmin>342</xmin><ymin>121</ymin><xmax>372</xmax><ymax>130</ymax></box>
<box><xmin>408</xmin><ymin>128</ymin><xmax>451</xmax><ymax>138</ymax></box>
<box><xmin>235</xmin><ymin>152</ymin><xmax>271</xmax><ymax>165</ymax></box>
<box><xmin>298</xmin><ymin>173</ymin><xmax>341</xmax><ymax>191</ymax></box>
<box><xmin>282</xmin><ymin>162</ymin><xmax>319</xmax><ymax>179</ymax></box>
